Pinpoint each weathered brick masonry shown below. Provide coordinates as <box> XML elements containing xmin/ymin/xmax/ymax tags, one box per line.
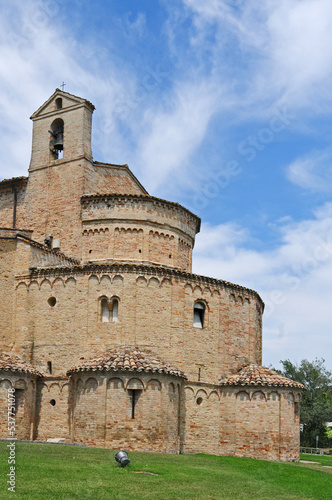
<box><xmin>0</xmin><ymin>89</ymin><xmax>305</xmax><ymax>460</ymax></box>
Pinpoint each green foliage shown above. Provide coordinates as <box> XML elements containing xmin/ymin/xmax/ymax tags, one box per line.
<box><xmin>0</xmin><ymin>442</ymin><xmax>331</xmax><ymax>500</ymax></box>
<box><xmin>278</xmin><ymin>358</ymin><xmax>332</xmax><ymax>448</ymax></box>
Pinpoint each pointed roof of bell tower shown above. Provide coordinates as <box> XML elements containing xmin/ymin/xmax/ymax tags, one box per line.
<box><xmin>30</xmin><ymin>88</ymin><xmax>95</xmax><ymax>120</ymax></box>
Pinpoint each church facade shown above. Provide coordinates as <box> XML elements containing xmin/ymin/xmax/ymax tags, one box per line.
<box><xmin>0</xmin><ymin>90</ymin><xmax>304</xmax><ymax>460</ymax></box>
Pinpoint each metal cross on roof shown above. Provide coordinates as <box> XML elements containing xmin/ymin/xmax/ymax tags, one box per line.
<box><xmin>60</xmin><ymin>82</ymin><xmax>66</xmax><ymax>91</ymax></box>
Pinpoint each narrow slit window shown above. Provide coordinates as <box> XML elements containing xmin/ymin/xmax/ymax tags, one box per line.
<box><xmin>47</xmin><ymin>361</ymin><xmax>52</xmax><ymax>374</ymax></box>
<box><xmin>131</xmin><ymin>390</ymin><xmax>136</xmax><ymax>419</ymax></box>
<box><xmin>101</xmin><ymin>298</ymin><xmax>110</xmax><ymax>322</ymax></box>
<box><xmin>129</xmin><ymin>389</ymin><xmax>141</xmax><ymax>419</ymax></box>
<box><xmin>193</xmin><ymin>302</ymin><xmax>205</xmax><ymax>328</ymax></box>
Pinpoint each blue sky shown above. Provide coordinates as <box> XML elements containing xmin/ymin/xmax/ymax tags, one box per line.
<box><xmin>1</xmin><ymin>0</ymin><xmax>332</xmax><ymax>370</ymax></box>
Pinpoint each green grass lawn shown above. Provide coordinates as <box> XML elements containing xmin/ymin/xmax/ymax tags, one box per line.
<box><xmin>0</xmin><ymin>442</ymin><xmax>331</xmax><ymax>500</ymax></box>
<box><xmin>300</xmin><ymin>453</ymin><xmax>332</xmax><ymax>467</ymax></box>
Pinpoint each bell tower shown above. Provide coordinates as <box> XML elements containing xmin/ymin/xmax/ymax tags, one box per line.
<box><xmin>29</xmin><ymin>89</ymin><xmax>95</xmax><ymax>171</ymax></box>
<box><xmin>23</xmin><ymin>89</ymin><xmax>96</xmax><ymax>259</ymax></box>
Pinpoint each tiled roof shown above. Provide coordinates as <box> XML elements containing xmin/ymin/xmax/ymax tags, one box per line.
<box><xmin>0</xmin><ymin>176</ymin><xmax>28</xmax><ymax>186</ymax></box>
<box><xmin>0</xmin><ymin>352</ymin><xmax>41</xmax><ymax>376</ymax></box>
<box><xmin>219</xmin><ymin>364</ymin><xmax>306</xmax><ymax>390</ymax></box>
<box><xmin>67</xmin><ymin>346</ymin><xmax>186</xmax><ymax>378</ymax></box>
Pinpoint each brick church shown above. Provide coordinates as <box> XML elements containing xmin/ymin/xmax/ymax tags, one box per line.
<box><xmin>0</xmin><ymin>89</ymin><xmax>304</xmax><ymax>460</ymax></box>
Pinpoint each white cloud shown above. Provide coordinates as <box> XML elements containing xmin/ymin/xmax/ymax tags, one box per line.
<box><xmin>135</xmin><ymin>80</ymin><xmax>224</xmax><ymax>191</ymax></box>
<box><xmin>180</xmin><ymin>0</ymin><xmax>332</xmax><ymax>113</ymax></box>
<box><xmin>267</xmin><ymin>1</ymin><xmax>332</xmax><ymax>95</ymax></box>
<box><xmin>192</xmin><ymin>222</ymin><xmax>269</xmax><ymax>284</ymax></box>
<box><xmin>192</xmin><ymin>203</ymin><xmax>332</xmax><ymax>369</ymax></box>
<box><xmin>286</xmin><ymin>148</ymin><xmax>332</xmax><ymax>192</ymax></box>
<box><xmin>132</xmin><ymin>0</ymin><xmax>332</xmax><ymax>194</ymax></box>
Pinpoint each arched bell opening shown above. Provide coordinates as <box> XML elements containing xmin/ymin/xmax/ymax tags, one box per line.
<box><xmin>49</xmin><ymin>118</ymin><xmax>64</xmax><ymax>160</ymax></box>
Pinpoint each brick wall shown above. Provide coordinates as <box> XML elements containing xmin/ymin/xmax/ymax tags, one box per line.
<box><xmin>181</xmin><ymin>383</ymin><xmax>302</xmax><ymax>461</ymax></box>
<box><xmin>0</xmin><ymin>239</ymin><xmax>16</xmax><ymax>348</ymax></box>
<box><xmin>83</xmin><ymin>163</ymin><xmax>147</xmax><ymax>195</ymax></box>
<box><xmin>69</xmin><ymin>372</ymin><xmax>181</xmax><ymax>452</ymax></box>
<box><xmin>34</xmin><ymin>377</ymin><xmax>70</xmax><ymax>441</ymax></box>
<box><xmin>81</xmin><ymin>195</ymin><xmax>199</xmax><ymax>270</ymax></box>
<box><xmin>0</xmin><ymin>370</ymin><xmax>301</xmax><ymax>460</ymax></box>
<box><xmin>181</xmin><ymin>383</ymin><xmax>221</xmax><ymax>455</ymax></box>
<box><xmin>0</xmin><ymin>374</ymin><xmax>37</xmax><ymax>440</ymax></box>
<box><xmin>16</xmin><ymin>159</ymin><xmax>88</xmax><ymax>259</ymax></box>
<box><xmin>13</xmin><ymin>267</ymin><xmax>263</xmax><ymax>383</ymax></box>
<box><xmin>0</xmin><ymin>180</ymin><xmax>27</xmax><ymax>230</ymax></box>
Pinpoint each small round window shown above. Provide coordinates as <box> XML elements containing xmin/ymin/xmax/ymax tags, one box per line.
<box><xmin>50</xmin><ymin>399</ymin><xmax>56</xmax><ymax>406</ymax></box>
<box><xmin>48</xmin><ymin>297</ymin><xmax>57</xmax><ymax>307</ymax></box>
<box><xmin>196</xmin><ymin>397</ymin><xmax>203</xmax><ymax>405</ymax></box>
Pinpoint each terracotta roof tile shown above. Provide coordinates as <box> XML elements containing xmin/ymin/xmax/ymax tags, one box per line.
<box><xmin>67</xmin><ymin>346</ymin><xmax>186</xmax><ymax>378</ymax></box>
<box><xmin>0</xmin><ymin>176</ymin><xmax>28</xmax><ymax>186</ymax></box>
<box><xmin>0</xmin><ymin>352</ymin><xmax>41</xmax><ymax>376</ymax></box>
<box><xmin>219</xmin><ymin>364</ymin><xmax>306</xmax><ymax>390</ymax></box>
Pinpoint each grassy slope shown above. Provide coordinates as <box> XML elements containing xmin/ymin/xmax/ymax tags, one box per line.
<box><xmin>300</xmin><ymin>454</ymin><xmax>332</xmax><ymax>466</ymax></box>
<box><xmin>0</xmin><ymin>443</ymin><xmax>331</xmax><ymax>500</ymax></box>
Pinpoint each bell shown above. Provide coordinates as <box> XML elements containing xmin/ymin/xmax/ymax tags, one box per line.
<box><xmin>53</xmin><ymin>131</ymin><xmax>63</xmax><ymax>151</ymax></box>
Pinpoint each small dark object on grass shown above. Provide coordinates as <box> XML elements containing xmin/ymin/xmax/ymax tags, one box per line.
<box><xmin>115</xmin><ymin>450</ymin><xmax>130</xmax><ymax>467</ymax></box>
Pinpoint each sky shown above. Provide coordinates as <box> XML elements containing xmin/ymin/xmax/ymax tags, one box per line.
<box><xmin>1</xmin><ymin>0</ymin><xmax>332</xmax><ymax>371</ymax></box>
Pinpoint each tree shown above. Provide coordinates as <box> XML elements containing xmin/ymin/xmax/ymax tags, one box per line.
<box><xmin>278</xmin><ymin>358</ymin><xmax>332</xmax><ymax>448</ymax></box>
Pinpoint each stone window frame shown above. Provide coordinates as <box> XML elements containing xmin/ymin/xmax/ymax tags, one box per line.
<box><xmin>100</xmin><ymin>295</ymin><xmax>120</xmax><ymax>323</ymax></box>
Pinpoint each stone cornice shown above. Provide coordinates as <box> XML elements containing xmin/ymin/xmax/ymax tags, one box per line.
<box><xmin>29</xmin><ymin>155</ymin><xmax>93</xmax><ymax>173</ymax></box>
<box><xmin>81</xmin><ymin>193</ymin><xmax>201</xmax><ymax>233</ymax></box>
<box><xmin>28</xmin><ymin>261</ymin><xmax>264</xmax><ymax>309</ymax></box>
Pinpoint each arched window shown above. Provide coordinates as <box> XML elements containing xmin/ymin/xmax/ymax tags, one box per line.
<box><xmin>100</xmin><ymin>297</ymin><xmax>119</xmax><ymax>323</ymax></box>
<box><xmin>110</xmin><ymin>298</ymin><xmax>119</xmax><ymax>322</ymax></box>
<box><xmin>193</xmin><ymin>301</ymin><xmax>205</xmax><ymax>328</ymax></box>
<box><xmin>55</xmin><ymin>97</ymin><xmax>62</xmax><ymax>109</ymax></box>
<box><xmin>101</xmin><ymin>298</ymin><xmax>109</xmax><ymax>322</ymax></box>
